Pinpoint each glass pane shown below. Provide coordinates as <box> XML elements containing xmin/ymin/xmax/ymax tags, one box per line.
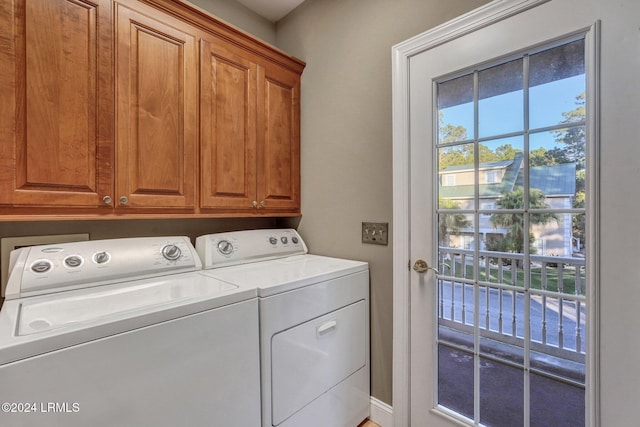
<box><xmin>438</xmin><ymin>74</ymin><xmax>474</xmax><ymax>143</ymax></box>
<box><xmin>439</xmin><ymin>143</ymin><xmax>475</xmax><ymax>210</ymax></box>
<box><xmin>538</xmin><ymin>259</ymin><xmax>587</xmax><ymax>297</ymax></box>
<box><xmin>478</xmin><ymin>136</ymin><xmax>524</xmax><ymax>200</ymax></box>
<box><xmin>479</xmin><ymin>358</ymin><xmax>524</xmax><ymax>427</ymax></box>
<box><xmin>478</xmin><ymin>284</ymin><xmax>501</xmax><ymax>332</ymax></box>
<box><xmin>529</xmin><ymin>292</ymin><xmax>587</xmax><ymax>361</ymax></box>
<box><xmin>529</xmin><ymin>39</ymin><xmax>585</xmax><ymax>129</ymax></box>
<box><xmin>480</xmin><ymin>247</ymin><xmax>523</xmax><ymax>287</ymax></box>
<box><xmin>530</xmin><ymin>211</ymin><xmax>570</xmax><ymax>257</ymax></box>
<box><xmin>438</xmin><ymin>214</ymin><xmax>474</xmax><ymax>252</ymax></box>
<box><xmin>478</xmin><ymin>285</ymin><xmax>525</xmax><ymax>358</ymax></box>
<box><xmin>438</xmin><ymin>344</ymin><xmax>474</xmax><ymax>420</ymax></box>
<box><xmin>485</xmin><ymin>289</ymin><xmax>524</xmax><ymax>339</ymax></box>
<box><xmin>478</xmin><ymin>249</ymin><xmax>509</xmax><ymax>284</ymax></box>
<box><xmin>570</xmin><ymin>212</ymin><xmax>587</xmax><ymax>258</ymax></box>
<box><xmin>479</xmin><ymin>135</ymin><xmax>524</xmax><ymax>164</ymax></box>
<box><xmin>484</xmin><ymin>212</ymin><xmax>526</xmax><ymax>274</ymax></box>
<box><xmin>530</xmin><ymin>126</ymin><xmax>585</xmax><ymax>206</ymax></box>
<box><xmin>439</xmin><ymin>279</ymin><xmax>476</xmax><ymax>328</ymax></box>
<box><xmin>479</xmin><ymin>59</ymin><xmax>524</xmax><ymax>137</ymax></box>
<box><xmin>529</xmin><ymin>292</ymin><xmax>587</xmax><ymax>356</ymax></box>
<box><xmin>530</xmin><ymin>373</ymin><xmax>585</xmax><ymax>427</ymax></box>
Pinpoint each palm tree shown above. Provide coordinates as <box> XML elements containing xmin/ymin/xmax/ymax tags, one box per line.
<box><xmin>439</xmin><ymin>198</ymin><xmax>472</xmax><ymax>247</ymax></box>
<box><xmin>489</xmin><ymin>188</ymin><xmax>557</xmax><ymax>263</ymax></box>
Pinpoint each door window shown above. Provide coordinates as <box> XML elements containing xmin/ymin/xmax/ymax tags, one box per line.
<box><xmin>436</xmin><ymin>37</ymin><xmax>587</xmax><ymax>426</ymax></box>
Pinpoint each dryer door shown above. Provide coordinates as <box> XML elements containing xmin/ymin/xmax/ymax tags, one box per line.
<box><xmin>271</xmin><ymin>300</ymin><xmax>367</xmax><ymax>425</ymax></box>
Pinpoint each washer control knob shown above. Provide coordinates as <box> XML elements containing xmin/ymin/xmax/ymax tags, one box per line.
<box><xmin>93</xmin><ymin>251</ymin><xmax>111</xmax><ymax>264</ymax></box>
<box><xmin>281</xmin><ymin>236</ymin><xmax>288</xmax><ymax>244</ymax></box>
<box><xmin>64</xmin><ymin>255</ymin><xmax>83</xmax><ymax>268</ymax></box>
<box><xmin>292</xmin><ymin>236</ymin><xmax>299</xmax><ymax>244</ymax></box>
<box><xmin>31</xmin><ymin>260</ymin><xmax>53</xmax><ymax>274</ymax></box>
<box><xmin>269</xmin><ymin>237</ymin><xmax>278</xmax><ymax>245</ymax></box>
<box><xmin>162</xmin><ymin>244</ymin><xmax>182</xmax><ymax>261</ymax></box>
<box><xmin>217</xmin><ymin>240</ymin><xmax>234</xmax><ymax>255</ymax></box>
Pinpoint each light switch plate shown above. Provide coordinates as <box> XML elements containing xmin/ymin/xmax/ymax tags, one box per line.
<box><xmin>362</xmin><ymin>222</ymin><xmax>389</xmax><ymax>245</ymax></box>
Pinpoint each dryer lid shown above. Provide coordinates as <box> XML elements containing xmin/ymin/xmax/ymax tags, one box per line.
<box><xmin>203</xmin><ymin>254</ymin><xmax>368</xmax><ymax>297</ymax></box>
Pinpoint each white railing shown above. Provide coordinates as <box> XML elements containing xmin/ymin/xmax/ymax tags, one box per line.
<box><xmin>437</xmin><ymin>247</ymin><xmax>586</xmax><ymax>364</ymax></box>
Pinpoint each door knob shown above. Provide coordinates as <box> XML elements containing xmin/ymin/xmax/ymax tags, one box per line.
<box><xmin>413</xmin><ymin>259</ymin><xmax>438</xmax><ymax>274</ymax></box>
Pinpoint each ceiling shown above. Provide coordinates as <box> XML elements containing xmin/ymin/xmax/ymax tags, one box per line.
<box><xmin>235</xmin><ymin>0</ymin><xmax>305</xmax><ymax>22</ymax></box>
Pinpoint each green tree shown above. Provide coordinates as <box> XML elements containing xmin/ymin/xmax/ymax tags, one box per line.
<box><xmin>529</xmin><ymin>146</ymin><xmax>570</xmax><ymax>166</ymax></box>
<box><xmin>439</xmin><ymin>145</ymin><xmax>473</xmax><ymax>169</ymax></box>
<box><xmin>572</xmin><ymin>169</ymin><xmax>586</xmax><ymax>249</ymax></box>
<box><xmin>553</xmin><ymin>92</ymin><xmax>586</xmax><ymax>169</ymax></box>
<box><xmin>438</xmin><ymin>111</ymin><xmax>471</xmax><ymax>169</ymax></box>
<box><xmin>439</xmin><ymin>143</ymin><xmax>522</xmax><ymax>169</ymax></box>
<box><xmin>489</xmin><ymin>188</ymin><xmax>558</xmax><ymax>264</ymax></box>
<box><xmin>495</xmin><ymin>144</ymin><xmax>520</xmax><ymax>161</ymax></box>
<box><xmin>438</xmin><ymin>111</ymin><xmax>468</xmax><ymax>144</ymax></box>
<box><xmin>439</xmin><ymin>123</ymin><xmax>468</xmax><ymax>144</ymax></box>
<box><xmin>478</xmin><ymin>144</ymin><xmax>500</xmax><ymax>163</ymax></box>
<box><xmin>439</xmin><ymin>198</ymin><xmax>472</xmax><ymax>247</ymax></box>
<box><xmin>553</xmin><ymin>92</ymin><xmax>586</xmax><ymax>248</ymax></box>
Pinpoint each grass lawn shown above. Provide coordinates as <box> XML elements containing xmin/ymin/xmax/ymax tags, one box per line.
<box><xmin>444</xmin><ymin>261</ymin><xmax>586</xmax><ymax>295</ymax></box>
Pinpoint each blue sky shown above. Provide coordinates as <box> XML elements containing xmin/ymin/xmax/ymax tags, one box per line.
<box><xmin>439</xmin><ymin>74</ymin><xmax>585</xmax><ymax>151</ymax></box>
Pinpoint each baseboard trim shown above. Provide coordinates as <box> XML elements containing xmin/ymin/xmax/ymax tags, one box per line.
<box><xmin>369</xmin><ymin>396</ymin><xmax>393</xmax><ymax>427</ymax></box>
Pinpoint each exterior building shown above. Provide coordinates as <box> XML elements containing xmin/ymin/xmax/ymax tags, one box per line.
<box><xmin>439</xmin><ymin>152</ymin><xmax>577</xmax><ymax>256</ymax></box>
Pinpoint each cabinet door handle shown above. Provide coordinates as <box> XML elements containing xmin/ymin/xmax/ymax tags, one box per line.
<box><xmin>251</xmin><ymin>200</ymin><xmax>258</xmax><ymax>208</ymax></box>
<box><xmin>119</xmin><ymin>196</ymin><xmax>128</xmax><ymax>205</ymax></box>
<box><xmin>317</xmin><ymin>320</ymin><xmax>337</xmax><ymax>336</ymax></box>
<box><xmin>260</xmin><ymin>200</ymin><xmax>266</xmax><ymax>208</ymax></box>
<box><xmin>102</xmin><ymin>196</ymin><xmax>112</xmax><ymax>205</ymax></box>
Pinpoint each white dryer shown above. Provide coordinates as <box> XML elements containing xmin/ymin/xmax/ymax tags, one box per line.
<box><xmin>0</xmin><ymin>236</ymin><xmax>260</xmax><ymax>427</ymax></box>
<box><xmin>196</xmin><ymin>229</ymin><xmax>370</xmax><ymax>427</ymax></box>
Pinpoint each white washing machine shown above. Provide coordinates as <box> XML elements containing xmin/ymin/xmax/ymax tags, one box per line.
<box><xmin>0</xmin><ymin>236</ymin><xmax>260</xmax><ymax>427</ymax></box>
<box><xmin>196</xmin><ymin>229</ymin><xmax>370</xmax><ymax>427</ymax></box>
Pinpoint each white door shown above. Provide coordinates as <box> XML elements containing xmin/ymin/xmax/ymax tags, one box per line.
<box><xmin>393</xmin><ymin>0</ymin><xmax>640</xmax><ymax>426</ymax></box>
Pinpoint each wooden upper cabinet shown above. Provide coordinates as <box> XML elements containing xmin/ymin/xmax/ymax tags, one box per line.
<box><xmin>200</xmin><ymin>37</ymin><xmax>302</xmax><ymax>214</ymax></box>
<box><xmin>114</xmin><ymin>0</ymin><xmax>197</xmax><ymax>209</ymax></box>
<box><xmin>0</xmin><ymin>0</ymin><xmax>113</xmax><ymax>208</ymax></box>
<box><xmin>257</xmin><ymin>64</ymin><xmax>301</xmax><ymax>213</ymax></box>
<box><xmin>0</xmin><ymin>0</ymin><xmax>303</xmax><ymax>218</ymax></box>
<box><xmin>200</xmin><ymin>38</ymin><xmax>258</xmax><ymax>211</ymax></box>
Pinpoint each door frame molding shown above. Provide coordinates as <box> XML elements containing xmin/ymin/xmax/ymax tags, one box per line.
<box><xmin>389</xmin><ymin>1</ymin><xmax>600</xmax><ymax>426</ymax></box>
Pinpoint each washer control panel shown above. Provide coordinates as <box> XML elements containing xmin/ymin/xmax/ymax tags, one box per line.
<box><xmin>217</xmin><ymin>240</ymin><xmax>234</xmax><ymax>256</ymax></box>
<box><xmin>5</xmin><ymin>236</ymin><xmax>201</xmax><ymax>299</ymax></box>
<box><xmin>196</xmin><ymin>229</ymin><xmax>307</xmax><ymax>269</ymax></box>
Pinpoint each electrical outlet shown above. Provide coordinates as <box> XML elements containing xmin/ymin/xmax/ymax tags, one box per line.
<box><xmin>362</xmin><ymin>222</ymin><xmax>389</xmax><ymax>245</ymax></box>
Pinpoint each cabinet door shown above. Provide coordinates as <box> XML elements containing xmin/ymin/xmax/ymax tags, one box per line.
<box><xmin>257</xmin><ymin>65</ymin><xmax>301</xmax><ymax>213</ymax></box>
<box><xmin>0</xmin><ymin>0</ymin><xmax>113</xmax><ymax>208</ymax></box>
<box><xmin>200</xmin><ymin>38</ymin><xmax>258</xmax><ymax>211</ymax></box>
<box><xmin>115</xmin><ymin>1</ymin><xmax>196</xmax><ymax>209</ymax></box>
